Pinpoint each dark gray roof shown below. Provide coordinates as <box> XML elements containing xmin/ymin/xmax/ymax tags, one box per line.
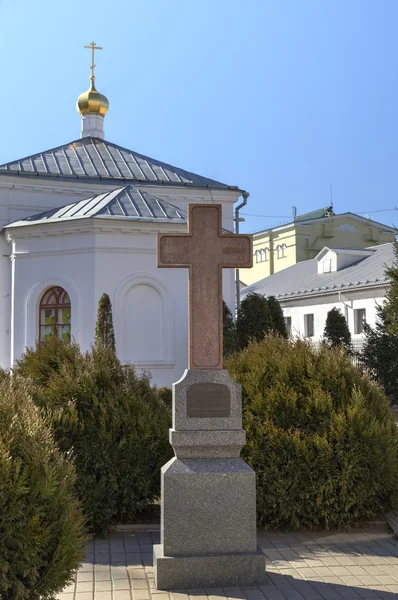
<box><xmin>0</xmin><ymin>136</ymin><xmax>232</xmax><ymax>189</ymax></box>
<box><xmin>242</xmin><ymin>243</ymin><xmax>394</xmax><ymax>300</ymax></box>
<box><xmin>6</xmin><ymin>185</ymin><xmax>187</xmax><ymax>227</ymax></box>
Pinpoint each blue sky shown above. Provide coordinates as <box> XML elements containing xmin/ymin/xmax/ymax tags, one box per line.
<box><xmin>1</xmin><ymin>0</ymin><xmax>398</xmax><ymax>233</ymax></box>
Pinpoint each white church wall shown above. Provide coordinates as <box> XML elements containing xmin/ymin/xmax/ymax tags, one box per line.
<box><xmin>93</xmin><ymin>228</ymin><xmax>188</xmax><ymax>386</ymax></box>
<box><xmin>8</xmin><ymin>229</ymin><xmax>96</xmax><ymax>368</ymax></box>
<box><xmin>3</xmin><ymin>176</ymin><xmax>241</xmax><ymax>386</ymax></box>
<box><xmin>0</xmin><ymin>236</ymin><xmax>11</xmax><ymax>368</ymax></box>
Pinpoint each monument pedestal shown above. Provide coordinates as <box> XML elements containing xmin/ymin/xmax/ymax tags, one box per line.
<box><xmin>153</xmin><ymin>369</ymin><xmax>266</xmax><ymax>590</ymax></box>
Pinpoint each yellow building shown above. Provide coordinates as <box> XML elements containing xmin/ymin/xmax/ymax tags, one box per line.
<box><xmin>240</xmin><ymin>206</ymin><xmax>396</xmax><ymax>287</ymax></box>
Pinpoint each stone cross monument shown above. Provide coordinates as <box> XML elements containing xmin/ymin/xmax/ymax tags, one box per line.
<box><xmin>153</xmin><ymin>204</ymin><xmax>266</xmax><ymax>589</ymax></box>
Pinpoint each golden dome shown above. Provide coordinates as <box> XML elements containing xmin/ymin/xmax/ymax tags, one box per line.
<box><xmin>77</xmin><ymin>77</ymin><xmax>109</xmax><ymax>116</ymax></box>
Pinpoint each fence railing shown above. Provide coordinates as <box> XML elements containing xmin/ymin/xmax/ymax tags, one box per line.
<box><xmin>350</xmin><ymin>341</ymin><xmax>366</xmax><ymax>373</ymax></box>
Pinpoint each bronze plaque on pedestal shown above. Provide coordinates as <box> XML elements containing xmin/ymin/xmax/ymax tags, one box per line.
<box><xmin>187</xmin><ymin>383</ymin><xmax>231</xmax><ymax>418</ymax></box>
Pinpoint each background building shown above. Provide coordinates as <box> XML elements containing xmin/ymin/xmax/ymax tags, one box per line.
<box><xmin>240</xmin><ymin>206</ymin><xmax>396</xmax><ymax>287</ymax></box>
<box><xmin>241</xmin><ymin>243</ymin><xmax>394</xmax><ymax>349</ymax></box>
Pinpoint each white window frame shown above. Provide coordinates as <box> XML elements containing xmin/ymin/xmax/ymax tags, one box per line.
<box><xmin>277</xmin><ymin>243</ymin><xmax>287</xmax><ymax>259</ymax></box>
<box><xmin>304</xmin><ymin>313</ymin><xmax>314</xmax><ymax>337</ymax></box>
<box><xmin>354</xmin><ymin>308</ymin><xmax>366</xmax><ymax>334</ymax></box>
<box><xmin>285</xmin><ymin>316</ymin><xmax>292</xmax><ymax>337</ymax></box>
<box><xmin>255</xmin><ymin>248</ymin><xmax>269</xmax><ymax>263</ymax></box>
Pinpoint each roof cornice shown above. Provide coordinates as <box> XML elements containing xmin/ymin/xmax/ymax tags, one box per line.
<box><xmin>253</xmin><ymin>212</ymin><xmax>397</xmax><ymax>236</ymax></box>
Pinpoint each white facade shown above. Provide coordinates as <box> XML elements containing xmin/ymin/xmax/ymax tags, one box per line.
<box><xmin>0</xmin><ymin>169</ymin><xmax>239</xmax><ymax>387</ymax></box>
<box><xmin>242</xmin><ymin>245</ymin><xmax>394</xmax><ymax>349</ymax></box>
<box><xmin>282</xmin><ymin>288</ymin><xmax>386</xmax><ymax>347</ymax></box>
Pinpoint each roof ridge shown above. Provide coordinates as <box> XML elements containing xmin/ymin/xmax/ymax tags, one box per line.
<box><xmin>0</xmin><ymin>137</ymin><xmax>233</xmax><ymax>189</ymax></box>
<box><xmin>5</xmin><ymin>184</ymin><xmax>188</xmax><ymax>228</ymax></box>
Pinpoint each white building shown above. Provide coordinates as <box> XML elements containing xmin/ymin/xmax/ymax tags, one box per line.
<box><xmin>0</xmin><ymin>66</ymin><xmax>242</xmax><ymax>386</ymax></box>
<box><xmin>241</xmin><ymin>243</ymin><xmax>395</xmax><ymax>346</ymax></box>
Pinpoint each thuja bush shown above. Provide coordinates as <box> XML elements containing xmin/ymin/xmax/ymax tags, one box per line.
<box><xmin>0</xmin><ymin>377</ymin><xmax>86</xmax><ymax>600</ymax></box>
<box><xmin>226</xmin><ymin>336</ymin><xmax>398</xmax><ymax>530</ymax></box>
<box><xmin>15</xmin><ymin>339</ymin><xmax>172</xmax><ymax>534</ymax></box>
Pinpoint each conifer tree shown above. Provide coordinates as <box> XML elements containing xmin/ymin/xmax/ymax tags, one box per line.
<box><xmin>236</xmin><ymin>292</ymin><xmax>272</xmax><ymax>349</ymax></box>
<box><xmin>223</xmin><ymin>300</ymin><xmax>238</xmax><ymax>357</ymax></box>
<box><xmin>94</xmin><ymin>293</ymin><xmax>116</xmax><ymax>354</ymax></box>
<box><xmin>267</xmin><ymin>296</ymin><xmax>288</xmax><ymax>338</ymax></box>
<box><xmin>362</xmin><ymin>240</ymin><xmax>398</xmax><ymax>402</ymax></box>
<box><xmin>324</xmin><ymin>307</ymin><xmax>351</xmax><ymax>350</ymax></box>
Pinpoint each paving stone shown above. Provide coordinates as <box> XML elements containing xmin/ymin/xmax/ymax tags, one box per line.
<box><xmin>77</xmin><ymin>581</ymin><xmax>93</xmax><ymax>593</ymax></box>
<box><xmin>133</xmin><ymin>592</ymin><xmax>151</xmax><ymax>599</ymax></box>
<box><xmin>258</xmin><ymin>590</ymin><xmax>286</xmax><ymax>600</ymax></box>
<box><xmin>131</xmin><ymin>580</ymin><xmax>149</xmax><ymax>590</ymax></box>
<box><xmin>95</xmin><ymin>571</ymin><xmax>112</xmax><ymax>581</ymax></box>
<box><xmin>75</xmin><ymin>593</ymin><xmax>92</xmax><ymax>600</ymax></box>
<box><xmin>113</xmin><ymin>590</ymin><xmax>131</xmax><ymax>600</ymax></box>
<box><xmin>279</xmin><ymin>591</ymin><xmax>305</xmax><ymax>599</ymax></box>
<box><xmin>126</xmin><ymin>553</ymin><xmax>143</xmax><ymax>566</ymax></box>
<box><xmin>94</xmin><ymin>593</ymin><xmax>112</xmax><ymax>600</ymax></box>
<box><xmin>113</xmin><ymin>579</ymin><xmax>131</xmax><ymax>590</ymax></box>
<box><xmin>226</xmin><ymin>591</ymin><xmax>248</xmax><ymax>599</ymax></box>
<box><xmin>95</xmin><ymin>580</ymin><xmax>112</xmax><ymax>591</ymax></box>
<box><xmin>241</xmin><ymin>590</ymin><xmax>266</xmax><ymax>600</ymax></box>
<box><xmin>77</xmin><ymin>571</ymin><xmax>95</xmax><ymax>582</ymax></box>
<box><xmin>112</xmin><ymin>568</ymin><xmax>129</xmax><ymax>579</ymax></box>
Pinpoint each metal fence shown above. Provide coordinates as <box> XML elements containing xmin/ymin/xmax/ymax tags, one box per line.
<box><xmin>350</xmin><ymin>340</ymin><xmax>366</xmax><ymax>374</ymax></box>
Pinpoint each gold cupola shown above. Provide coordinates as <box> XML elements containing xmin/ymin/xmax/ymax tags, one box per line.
<box><xmin>76</xmin><ymin>76</ymin><xmax>109</xmax><ymax>116</ymax></box>
<box><xmin>77</xmin><ymin>42</ymin><xmax>109</xmax><ymax>139</ymax></box>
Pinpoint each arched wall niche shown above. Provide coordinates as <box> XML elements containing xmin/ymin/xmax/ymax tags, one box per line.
<box><xmin>114</xmin><ymin>274</ymin><xmax>174</xmax><ymax>366</ymax></box>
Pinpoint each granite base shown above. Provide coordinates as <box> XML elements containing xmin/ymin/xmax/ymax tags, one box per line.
<box><xmin>153</xmin><ymin>543</ymin><xmax>267</xmax><ymax>590</ymax></box>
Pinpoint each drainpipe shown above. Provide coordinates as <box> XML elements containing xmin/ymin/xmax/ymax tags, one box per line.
<box><xmin>235</xmin><ymin>191</ymin><xmax>249</xmax><ymax>314</ymax></box>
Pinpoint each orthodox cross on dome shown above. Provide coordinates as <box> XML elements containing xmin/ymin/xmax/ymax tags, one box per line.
<box><xmin>158</xmin><ymin>204</ymin><xmax>252</xmax><ymax>369</ymax></box>
<box><xmin>84</xmin><ymin>41</ymin><xmax>103</xmax><ymax>79</ymax></box>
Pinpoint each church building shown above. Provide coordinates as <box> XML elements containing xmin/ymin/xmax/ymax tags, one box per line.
<box><xmin>0</xmin><ymin>48</ymin><xmax>241</xmax><ymax>386</ymax></box>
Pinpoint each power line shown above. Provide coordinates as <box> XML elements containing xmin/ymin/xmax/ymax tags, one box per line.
<box><xmin>240</xmin><ymin>207</ymin><xmax>398</xmax><ymax>219</ymax></box>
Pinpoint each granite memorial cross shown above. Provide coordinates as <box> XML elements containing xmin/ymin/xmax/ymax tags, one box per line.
<box><xmin>158</xmin><ymin>203</ymin><xmax>252</xmax><ymax>368</ymax></box>
<box><xmin>153</xmin><ymin>203</ymin><xmax>266</xmax><ymax>590</ymax></box>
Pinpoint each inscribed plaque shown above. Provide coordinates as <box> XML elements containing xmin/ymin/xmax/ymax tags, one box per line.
<box><xmin>187</xmin><ymin>383</ymin><xmax>231</xmax><ymax>418</ymax></box>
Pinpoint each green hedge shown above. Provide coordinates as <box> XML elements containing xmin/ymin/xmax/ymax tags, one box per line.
<box><xmin>15</xmin><ymin>338</ymin><xmax>172</xmax><ymax>534</ymax></box>
<box><xmin>227</xmin><ymin>336</ymin><xmax>398</xmax><ymax>530</ymax></box>
<box><xmin>0</xmin><ymin>376</ymin><xmax>86</xmax><ymax>599</ymax></box>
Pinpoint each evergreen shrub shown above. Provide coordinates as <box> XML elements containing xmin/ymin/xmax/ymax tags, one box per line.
<box><xmin>324</xmin><ymin>307</ymin><xmax>351</xmax><ymax>350</ymax></box>
<box><xmin>362</xmin><ymin>240</ymin><xmax>398</xmax><ymax>402</ymax></box>
<box><xmin>15</xmin><ymin>339</ymin><xmax>172</xmax><ymax>534</ymax></box>
<box><xmin>156</xmin><ymin>386</ymin><xmax>173</xmax><ymax>410</ymax></box>
<box><xmin>267</xmin><ymin>296</ymin><xmax>288</xmax><ymax>338</ymax></box>
<box><xmin>226</xmin><ymin>336</ymin><xmax>398</xmax><ymax>530</ymax></box>
<box><xmin>223</xmin><ymin>300</ymin><xmax>238</xmax><ymax>357</ymax></box>
<box><xmin>237</xmin><ymin>292</ymin><xmax>272</xmax><ymax>349</ymax></box>
<box><xmin>0</xmin><ymin>377</ymin><xmax>86</xmax><ymax>600</ymax></box>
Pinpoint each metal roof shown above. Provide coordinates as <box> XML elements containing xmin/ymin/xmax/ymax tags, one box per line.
<box><xmin>318</xmin><ymin>247</ymin><xmax>376</xmax><ymax>257</ymax></box>
<box><xmin>294</xmin><ymin>206</ymin><xmax>335</xmax><ymax>222</ymax></box>
<box><xmin>0</xmin><ymin>136</ymin><xmax>231</xmax><ymax>189</ymax></box>
<box><xmin>242</xmin><ymin>243</ymin><xmax>394</xmax><ymax>301</ymax></box>
<box><xmin>253</xmin><ymin>212</ymin><xmax>397</xmax><ymax>236</ymax></box>
<box><xmin>6</xmin><ymin>185</ymin><xmax>187</xmax><ymax>227</ymax></box>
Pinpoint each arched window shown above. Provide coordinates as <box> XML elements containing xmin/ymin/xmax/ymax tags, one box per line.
<box><xmin>39</xmin><ymin>286</ymin><xmax>71</xmax><ymax>342</ymax></box>
<box><xmin>277</xmin><ymin>244</ymin><xmax>287</xmax><ymax>259</ymax></box>
<box><xmin>255</xmin><ymin>248</ymin><xmax>269</xmax><ymax>263</ymax></box>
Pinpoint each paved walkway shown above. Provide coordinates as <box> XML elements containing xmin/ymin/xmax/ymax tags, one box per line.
<box><xmin>57</xmin><ymin>522</ymin><xmax>398</xmax><ymax>600</ymax></box>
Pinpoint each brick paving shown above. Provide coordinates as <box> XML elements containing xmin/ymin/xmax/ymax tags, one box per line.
<box><xmin>57</xmin><ymin>522</ymin><xmax>398</xmax><ymax>600</ymax></box>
